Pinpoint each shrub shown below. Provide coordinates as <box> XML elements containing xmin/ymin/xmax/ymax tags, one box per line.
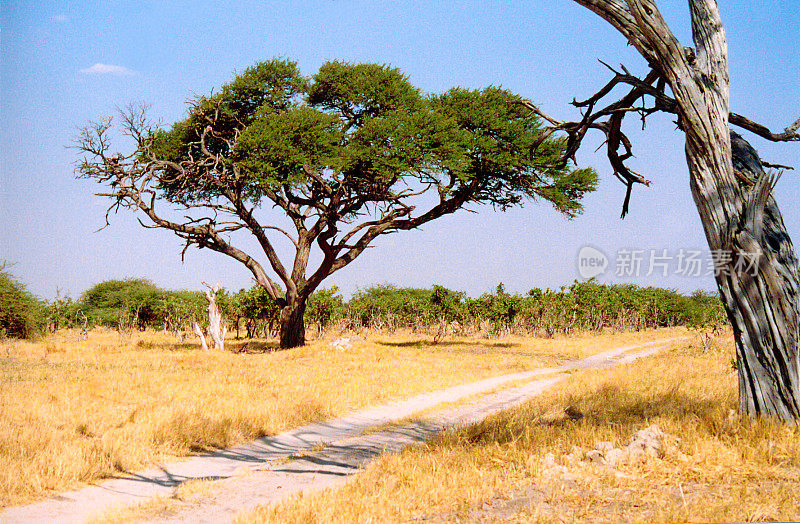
<box><xmin>45</xmin><ymin>290</ymin><xmax>77</xmax><ymax>332</ymax></box>
<box><xmin>0</xmin><ymin>270</ymin><xmax>44</xmax><ymax>339</ymax></box>
<box><xmin>430</xmin><ymin>285</ymin><xmax>467</xmax><ymax>322</ymax></box>
<box><xmin>76</xmin><ymin>278</ymin><xmax>168</xmax><ymax>329</ymax></box>
<box><xmin>348</xmin><ymin>285</ymin><xmax>436</xmax><ymax>327</ymax></box>
<box><xmin>306</xmin><ymin>287</ymin><xmax>345</xmax><ymax>329</ymax></box>
<box><xmin>231</xmin><ymin>285</ymin><xmax>280</xmax><ymax>338</ymax></box>
<box><xmin>158</xmin><ymin>290</ymin><xmax>207</xmax><ymax>332</ymax></box>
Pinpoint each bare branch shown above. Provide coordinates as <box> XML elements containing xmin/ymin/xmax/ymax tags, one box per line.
<box><xmin>263</xmin><ymin>225</ymin><xmax>300</xmax><ymax>250</ymax></box>
<box><xmin>519</xmin><ymin>58</ymin><xmax>795</xmax><ymax>218</ymax></box>
<box><xmin>323</xmin><ymin>177</ymin><xmax>480</xmax><ymax>277</ymax></box>
<box><xmin>218</xmin><ymin>187</ymin><xmax>295</xmax><ymax>299</ymax></box>
<box><xmin>516</xmin><ymin>67</ymin><xmax>660</xmax><ymax>217</ymax></box>
<box><xmin>730</xmin><ymin>113</ymin><xmax>800</xmax><ymax>143</ymax></box>
<box><xmin>337</xmin><ymin>207</ymin><xmax>413</xmax><ymax>247</ymax></box>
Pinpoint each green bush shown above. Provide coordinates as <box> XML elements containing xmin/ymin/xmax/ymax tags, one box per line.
<box><xmin>348</xmin><ymin>285</ymin><xmax>435</xmax><ymax>326</ymax></box>
<box><xmin>231</xmin><ymin>285</ymin><xmax>280</xmax><ymax>338</ymax></box>
<box><xmin>55</xmin><ymin>277</ymin><xmax>726</xmax><ymax>339</ymax></box>
<box><xmin>158</xmin><ymin>290</ymin><xmax>207</xmax><ymax>331</ymax></box>
<box><xmin>76</xmin><ymin>278</ymin><xmax>169</xmax><ymax>329</ymax></box>
<box><xmin>468</xmin><ymin>283</ymin><xmax>520</xmax><ymax>328</ymax></box>
<box><xmin>306</xmin><ymin>287</ymin><xmax>345</xmax><ymax>329</ymax></box>
<box><xmin>430</xmin><ymin>285</ymin><xmax>467</xmax><ymax>322</ymax></box>
<box><xmin>0</xmin><ymin>270</ymin><xmax>44</xmax><ymax>339</ymax></box>
<box><xmin>45</xmin><ymin>290</ymin><xmax>77</xmax><ymax>331</ymax></box>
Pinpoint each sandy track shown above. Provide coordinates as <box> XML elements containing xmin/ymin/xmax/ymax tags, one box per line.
<box><xmin>1</xmin><ymin>337</ymin><xmax>685</xmax><ymax>523</ymax></box>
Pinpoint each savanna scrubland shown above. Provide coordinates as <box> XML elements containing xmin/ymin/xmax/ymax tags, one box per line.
<box><xmin>2</xmin><ymin>271</ymin><xmax>797</xmax><ymax>522</ymax></box>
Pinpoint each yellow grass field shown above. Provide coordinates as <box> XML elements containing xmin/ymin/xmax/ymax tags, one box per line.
<box><xmin>249</xmin><ymin>331</ymin><xmax>800</xmax><ymax>523</ymax></box>
<box><xmin>0</xmin><ymin>326</ymin><xmax>685</xmax><ymax>508</ymax></box>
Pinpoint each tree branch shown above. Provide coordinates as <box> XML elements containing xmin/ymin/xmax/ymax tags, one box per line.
<box><xmin>730</xmin><ymin>113</ymin><xmax>800</xmax><ymax>143</ymax></box>
<box><xmin>220</xmin><ymin>187</ymin><xmax>294</xmax><ymax>299</ymax></box>
<box><xmin>519</xmin><ymin>58</ymin><xmax>795</xmax><ymax>218</ymax></box>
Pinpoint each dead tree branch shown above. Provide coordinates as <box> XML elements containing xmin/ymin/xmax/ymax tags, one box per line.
<box><xmin>518</xmin><ymin>64</ymin><xmax>798</xmax><ymax>217</ymax></box>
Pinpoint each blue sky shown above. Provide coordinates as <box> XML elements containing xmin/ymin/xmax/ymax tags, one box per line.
<box><xmin>1</xmin><ymin>1</ymin><xmax>798</xmax><ymax>300</ymax></box>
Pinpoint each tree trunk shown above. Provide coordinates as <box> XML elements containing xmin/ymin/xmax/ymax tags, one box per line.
<box><xmin>202</xmin><ymin>283</ymin><xmax>225</xmax><ymax>351</ymax></box>
<box><xmin>713</xmin><ymin>133</ymin><xmax>800</xmax><ymax>419</ymax></box>
<box><xmin>686</xmin><ymin>125</ymin><xmax>800</xmax><ymax>422</ymax></box>
<box><xmin>634</xmin><ymin>0</ymin><xmax>799</xmax><ymax>419</ymax></box>
<box><xmin>279</xmin><ymin>299</ymin><xmax>306</xmax><ymax>349</ymax></box>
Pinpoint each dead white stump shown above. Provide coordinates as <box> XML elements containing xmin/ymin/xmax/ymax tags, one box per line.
<box><xmin>202</xmin><ymin>282</ymin><xmax>226</xmax><ymax>351</ymax></box>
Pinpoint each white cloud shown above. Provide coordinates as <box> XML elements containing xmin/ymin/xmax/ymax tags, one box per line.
<box><xmin>79</xmin><ymin>63</ymin><xmax>136</xmax><ymax>76</ymax></box>
<box><xmin>52</xmin><ymin>14</ymin><xmax>68</xmax><ymax>23</ymax></box>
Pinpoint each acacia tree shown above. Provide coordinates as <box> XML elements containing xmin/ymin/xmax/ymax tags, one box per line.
<box><xmin>525</xmin><ymin>1</ymin><xmax>799</xmax><ymax>419</ymax></box>
<box><xmin>77</xmin><ymin>59</ymin><xmax>596</xmax><ymax>349</ymax></box>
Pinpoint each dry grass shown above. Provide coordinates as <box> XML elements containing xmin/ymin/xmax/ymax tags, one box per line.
<box><xmin>0</xmin><ymin>326</ymin><xmax>684</xmax><ymax>508</ymax></box>
<box><xmin>88</xmin><ymin>477</ymin><xmax>219</xmax><ymax>524</ymax></box>
<box><xmin>249</xmin><ymin>330</ymin><xmax>800</xmax><ymax>523</ymax></box>
<box><xmin>88</xmin><ymin>496</ymin><xmax>174</xmax><ymax>524</ymax></box>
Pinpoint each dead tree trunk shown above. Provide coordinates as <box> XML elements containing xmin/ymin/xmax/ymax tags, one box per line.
<box><xmin>562</xmin><ymin>0</ymin><xmax>800</xmax><ymax>419</ymax></box>
<box><xmin>193</xmin><ymin>322</ymin><xmax>209</xmax><ymax>351</ymax></box>
<box><xmin>718</xmin><ymin>133</ymin><xmax>800</xmax><ymax>418</ymax></box>
<box><xmin>636</xmin><ymin>2</ymin><xmax>799</xmax><ymax>421</ymax></box>
<box><xmin>202</xmin><ymin>282</ymin><xmax>226</xmax><ymax>351</ymax></box>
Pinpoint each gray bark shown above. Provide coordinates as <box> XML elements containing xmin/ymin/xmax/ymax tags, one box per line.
<box><xmin>723</xmin><ymin>133</ymin><xmax>800</xmax><ymax>418</ymax></box>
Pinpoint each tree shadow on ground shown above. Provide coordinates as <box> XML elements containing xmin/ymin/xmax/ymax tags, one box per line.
<box><xmin>165</xmin><ymin>340</ymin><xmax>281</xmax><ymax>353</ymax></box>
<box><xmin>163</xmin><ymin>342</ymin><xmax>202</xmax><ymax>352</ymax></box>
<box><xmin>456</xmin><ymin>385</ymin><xmax>729</xmax><ymax>448</ymax></box>
<box><xmin>109</xmin><ymin>466</ymin><xmax>228</xmax><ymax>488</ymax></box>
<box><xmin>377</xmin><ymin>339</ymin><xmax>518</xmax><ymax>349</ymax></box>
<box><xmin>227</xmin><ymin>340</ymin><xmax>281</xmax><ymax>354</ymax></box>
